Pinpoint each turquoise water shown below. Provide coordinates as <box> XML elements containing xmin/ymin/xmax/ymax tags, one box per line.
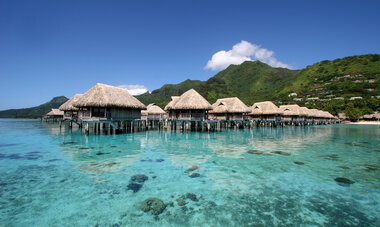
<box><xmin>0</xmin><ymin>119</ymin><xmax>379</xmax><ymax>226</ymax></box>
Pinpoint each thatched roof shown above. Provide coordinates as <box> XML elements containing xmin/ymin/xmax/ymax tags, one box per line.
<box><xmin>209</xmin><ymin>97</ymin><xmax>250</xmax><ymax>113</ymax></box>
<box><xmin>327</xmin><ymin>112</ymin><xmax>335</xmax><ymax>119</ymax></box>
<box><xmin>59</xmin><ymin>94</ymin><xmax>83</xmax><ymax>111</ymax></box>
<box><xmin>363</xmin><ymin>112</ymin><xmax>380</xmax><ymax>119</ymax></box>
<box><xmin>299</xmin><ymin>107</ymin><xmax>308</xmax><ymax>116</ymax></box>
<box><xmin>300</xmin><ymin>107</ymin><xmax>310</xmax><ymax>117</ymax></box>
<box><xmin>164</xmin><ymin>89</ymin><xmax>212</xmax><ymax>110</ymax></box>
<box><xmin>249</xmin><ymin>101</ymin><xmax>283</xmax><ymax>115</ymax></box>
<box><xmin>319</xmin><ymin>111</ymin><xmax>327</xmax><ymax>118</ymax></box>
<box><xmin>46</xmin><ymin>109</ymin><xmax>64</xmax><ymax>116</ymax></box>
<box><xmin>279</xmin><ymin>104</ymin><xmax>307</xmax><ymax>116</ymax></box>
<box><xmin>164</xmin><ymin>96</ymin><xmax>180</xmax><ymax>111</ymax></box>
<box><xmin>321</xmin><ymin>110</ymin><xmax>329</xmax><ymax>118</ymax></box>
<box><xmin>141</xmin><ymin>103</ymin><xmax>166</xmax><ymax>115</ymax></box>
<box><xmin>308</xmin><ymin>109</ymin><xmax>317</xmax><ymax>117</ymax></box>
<box><xmin>73</xmin><ymin>83</ymin><xmax>146</xmax><ymax>109</ymax></box>
<box><xmin>309</xmin><ymin>109</ymin><xmax>324</xmax><ymax>118</ymax></box>
<box><xmin>321</xmin><ymin>111</ymin><xmax>334</xmax><ymax>118</ymax></box>
<box><xmin>319</xmin><ymin>110</ymin><xmax>328</xmax><ymax>118</ymax></box>
<box><xmin>330</xmin><ymin>113</ymin><xmax>338</xmax><ymax>119</ymax></box>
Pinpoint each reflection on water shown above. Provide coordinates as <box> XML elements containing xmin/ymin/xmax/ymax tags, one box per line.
<box><xmin>0</xmin><ymin>119</ymin><xmax>379</xmax><ymax>226</ymax></box>
<box><xmin>57</xmin><ymin>126</ymin><xmax>337</xmax><ymax>176</ymax></box>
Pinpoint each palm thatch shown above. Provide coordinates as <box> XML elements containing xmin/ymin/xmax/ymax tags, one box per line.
<box><xmin>59</xmin><ymin>94</ymin><xmax>83</xmax><ymax>111</ymax></box>
<box><xmin>329</xmin><ymin>113</ymin><xmax>337</xmax><ymax>119</ymax></box>
<box><xmin>279</xmin><ymin>104</ymin><xmax>307</xmax><ymax>116</ymax></box>
<box><xmin>300</xmin><ymin>107</ymin><xmax>311</xmax><ymax>117</ymax></box>
<box><xmin>142</xmin><ymin>103</ymin><xmax>166</xmax><ymax>115</ymax></box>
<box><xmin>321</xmin><ymin>111</ymin><xmax>331</xmax><ymax>118</ymax></box>
<box><xmin>326</xmin><ymin>111</ymin><xmax>334</xmax><ymax>119</ymax></box>
<box><xmin>308</xmin><ymin>109</ymin><xmax>317</xmax><ymax>118</ymax></box>
<box><xmin>73</xmin><ymin>83</ymin><xmax>146</xmax><ymax>109</ymax></box>
<box><xmin>164</xmin><ymin>89</ymin><xmax>212</xmax><ymax>110</ymax></box>
<box><xmin>209</xmin><ymin>97</ymin><xmax>250</xmax><ymax>113</ymax></box>
<box><xmin>164</xmin><ymin>96</ymin><xmax>180</xmax><ymax>111</ymax></box>
<box><xmin>309</xmin><ymin>109</ymin><xmax>323</xmax><ymax>118</ymax></box>
<box><xmin>249</xmin><ymin>101</ymin><xmax>283</xmax><ymax>115</ymax></box>
<box><xmin>46</xmin><ymin>109</ymin><xmax>64</xmax><ymax>116</ymax></box>
<box><xmin>363</xmin><ymin>112</ymin><xmax>380</xmax><ymax>119</ymax></box>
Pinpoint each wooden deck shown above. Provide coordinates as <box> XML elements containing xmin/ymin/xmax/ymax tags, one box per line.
<box><xmin>56</xmin><ymin>118</ymin><xmax>340</xmax><ymax>135</ymax></box>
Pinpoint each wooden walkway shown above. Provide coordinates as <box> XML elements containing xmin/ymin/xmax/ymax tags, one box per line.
<box><xmin>57</xmin><ymin>118</ymin><xmax>340</xmax><ymax>135</ymax></box>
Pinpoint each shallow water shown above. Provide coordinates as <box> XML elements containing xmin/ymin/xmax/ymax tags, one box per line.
<box><xmin>0</xmin><ymin>119</ymin><xmax>379</xmax><ymax>226</ymax></box>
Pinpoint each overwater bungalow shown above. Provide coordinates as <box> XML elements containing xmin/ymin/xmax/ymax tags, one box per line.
<box><xmin>323</xmin><ymin>111</ymin><xmax>330</xmax><ymax>120</ymax></box>
<box><xmin>73</xmin><ymin>83</ymin><xmax>146</xmax><ymax>120</ymax></box>
<box><xmin>322</xmin><ymin>111</ymin><xmax>335</xmax><ymax>122</ymax></box>
<box><xmin>59</xmin><ymin>94</ymin><xmax>83</xmax><ymax>120</ymax></box>
<box><xmin>279</xmin><ymin>104</ymin><xmax>307</xmax><ymax>121</ymax></box>
<box><xmin>309</xmin><ymin>109</ymin><xmax>323</xmax><ymax>123</ymax></box>
<box><xmin>317</xmin><ymin>111</ymin><xmax>326</xmax><ymax>122</ymax></box>
<box><xmin>319</xmin><ymin>110</ymin><xmax>329</xmax><ymax>121</ymax></box>
<box><xmin>300</xmin><ymin>107</ymin><xmax>311</xmax><ymax>122</ymax></box>
<box><xmin>44</xmin><ymin>108</ymin><xmax>64</xmax><ymax>121</ymax></box>
<box><xmin>141</xmin><ymin>103</ymin><xmax>167</xmax><ymax>120</ymax></box>
<box><xmin>164</xmin><ymin>96</ymin><xmax>182</xmax><ymax>119</ymax></box>
<box><xmin>164</xmin><ymin>96</ymin><xmax>180</xmax><ymax>118</ymax></box>
<box><xmin>328</xmin><ymin>112</ymin><xmax>336</xmax><ymax>122</ymax></box>
<box><xmin>164</xmin><ymin>89</ymin><xmax>212</xmax><ymax>120</ymax></box>
<box><xmin>247</xmin><ymin>101</ymin><xmax>283</xmax><ymax>121</ymax></box>
<box><xmin>209</xmin><ymin>97</ymin><xmax>250</xmax><ymax>120</ymax></box>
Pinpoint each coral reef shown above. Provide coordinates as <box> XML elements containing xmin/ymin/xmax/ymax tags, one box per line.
<box><xmin>140</xmin><ymin>198</ymin><xmax>166</xmax><ymax>215</ymax></box>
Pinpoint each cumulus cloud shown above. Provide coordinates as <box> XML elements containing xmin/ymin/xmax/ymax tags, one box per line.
<box><xmin>118</xmin><ymin>85</ymin><xmax>148</xmax><ymax>96</ymax></box>
<box><xmin>205</xmin><ymin>40</ymin><xmax>292</xmax><ymax>70</ymax></box>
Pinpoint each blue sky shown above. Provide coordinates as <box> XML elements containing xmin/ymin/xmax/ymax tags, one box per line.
<box><xmin>1</xmin><ymin>0</ymin><xmax>379</xmax><ymax>110</ymax></box>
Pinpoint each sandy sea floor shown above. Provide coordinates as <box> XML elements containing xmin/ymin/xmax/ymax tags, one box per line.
<box><xmin>1</xmin><ymin>120</ymin><xmax>379</xmax><ymax>226</ymax></box>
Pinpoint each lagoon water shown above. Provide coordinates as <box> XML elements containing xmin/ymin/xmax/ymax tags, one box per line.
<box><xmin>0</xmin><ymin>119</ymin><xmax>379</xmax><ymax>226</ymax></box>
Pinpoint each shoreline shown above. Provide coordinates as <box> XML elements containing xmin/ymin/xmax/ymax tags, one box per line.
<box><xmin>345</xmin><ymin>121</ymin><xmax>380</xmax><ymax>125</ymax></box>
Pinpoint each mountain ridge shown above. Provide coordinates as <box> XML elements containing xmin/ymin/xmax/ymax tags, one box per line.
<box><xmin>0</xmin><ymin>96</ymin><xmax>68</xmax><ymax>118</ymax></box>
<box><xmin>137</xmin><ymin>54</ymin><xmax>380</xmax><ymax>116</ymax></box>
<box><xmin>1</xmin><ymin>54</ymin><xmax>379</xmax><ymax>119</ymax></box>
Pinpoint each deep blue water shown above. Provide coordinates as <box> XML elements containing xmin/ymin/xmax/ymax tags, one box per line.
<box><xmin>0</xmin><ymin>119</ymin><xmax>379</xmax><ymax>226</ymax></box>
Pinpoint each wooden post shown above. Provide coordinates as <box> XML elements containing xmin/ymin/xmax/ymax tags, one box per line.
<box><xmin>85</xmin><ymin>122</ymin><xmax>89</xmax><ymax>135</ymax></box>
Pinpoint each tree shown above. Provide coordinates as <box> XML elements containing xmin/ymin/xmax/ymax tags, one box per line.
<box><xmin>344</xmin><ymin>106</ymin><xmax>362</xmax><ymax>122</ymax></box>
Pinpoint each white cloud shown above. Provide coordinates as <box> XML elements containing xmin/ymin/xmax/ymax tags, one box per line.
<box><xmin>205</xmin><ymin>40</ymin><xmax>292</xmax><ymax>70</ymax></box>
<box><xmin>118</xmin><ymin>84</ymin><xmax>148</xmax><ymax>96</ymax></box>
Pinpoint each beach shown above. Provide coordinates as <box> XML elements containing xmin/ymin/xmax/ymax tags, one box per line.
<box><xmin>346</xmin><ymin>121</ymin><xmax>380</xmax><ymax>125</ymax></box>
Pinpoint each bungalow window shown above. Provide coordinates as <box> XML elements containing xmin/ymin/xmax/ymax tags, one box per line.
<box><xmin>92</xmin><ymin>108</ymin><xmax>105</xmax><ymax>117</ymax></box>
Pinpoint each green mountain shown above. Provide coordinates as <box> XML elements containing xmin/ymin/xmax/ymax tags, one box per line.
<box><xmin>137</xmin><ymin>54</ymin><xmax>380</xmax><ymax>116</ymax></box>
<box><xmin>278</xmin><ymin>54</ymin><xmax>380</xmax><ymax>117</ymax></box>
<box><xmin>196</xmin><ymin>61</ymin><xmax>300</xmax><ymax>104</ymax></box>
<box><xmin>2</xmin><ymin>54</ymin><xmax>379</xmax><ymax>120</ymax></box>
<box><xmin>137</xmin><ymin>61</ymin><xmax>300</xmax><ymax>106</ymax></box>
<box><xmin>0</xmin><ymin>96</ymin><xmax>69</xmax><ymax>118</ymax></box>
<box><xmin>137</xmin><ymin>79</ymin><xmax>203</xmax><ymax>107</ymax></box>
